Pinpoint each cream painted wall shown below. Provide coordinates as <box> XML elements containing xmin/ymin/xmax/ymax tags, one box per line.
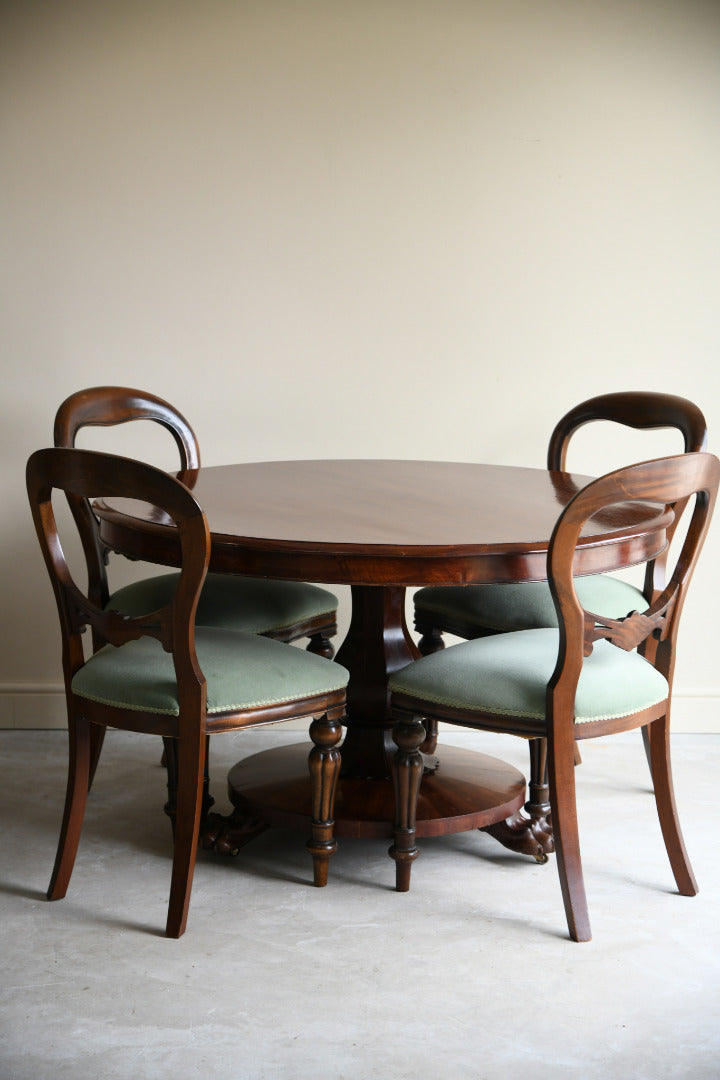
<box><xmin>2</xmin><ymin>0</ymin><xmax>719</xmax><ymax>729</ymax></box>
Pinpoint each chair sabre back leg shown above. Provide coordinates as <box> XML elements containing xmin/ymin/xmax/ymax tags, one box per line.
<box><xmin>48</xmin><ymin>712</ymin><xmax>93</xmax><ymax>901</ymax></box>
<box><xmin>548</xmin><ymin>734</ymin><xmax>592</xmax><ymax>942</ymax></box>
<box><xmin>87</xmin><ymin>726</ymin><xmax>106</xmax><ymax>790</ymax></box>
<box><xmin>648</xmin><ymin>713</ymin><xmax>698</xmax><ymax>897</ymax></box>
<box><xmin>165</xmin><ymin>736</ymin><xmax>206</xmax><ymax>939</ymax></box>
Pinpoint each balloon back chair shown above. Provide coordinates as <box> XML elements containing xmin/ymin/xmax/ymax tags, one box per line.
<box><xmin>389</xmin><ymin>452</ymin><xmax>719</xmax><ymax>941</ymax></box>
<box><xmin>415</xmin><ymin>392</ymin><xmax>707</xmax><ymax>649</ymax></box>
<box><xmin>55</xmin><ymin>387</ymin><xmax>339</xmax><ymax>655</ymax></box>
<box><xmin>27</xmin><ymin>447</ymin><xmax>348</xmax><ymax>937</ymax></box>
<box><xmin>413</xmin><ymin>392</ymin><xmax>707</xmax><ymax>848</ymax></box>
<box><xmin>54</xmin><ymin>386</ymin><xmax>340</xmax><ymax>806</ymax></box>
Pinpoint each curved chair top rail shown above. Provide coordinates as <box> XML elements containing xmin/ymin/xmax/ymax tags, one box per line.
<box><xmin>548</xmin><ymin>451</ymin><xmax>720</xmax><ymax>692</ymax></box>
<box><xmin>27</xmin><ymin>446</ymin><xmax>210</xmax><ymax>670</ymax></box>
<box><xmin>546</xmin><ymin>392</ymin><xmax>708</xmax><ymax>473</ymax></box>
<box><xmin>54</xmin><ymin>386</ymin><xmax>200</xmax><ymax>473</ymax></box>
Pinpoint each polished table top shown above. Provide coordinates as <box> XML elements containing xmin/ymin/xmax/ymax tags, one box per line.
<box><xmin>97</xmin><ymin>458</ymin><xmax>671</xmax><ymax>585</ymax></box>
<box><xmin>95</xmin><ymin>457</ymin><xmax>672</xmax><ymax>849</ymax></box>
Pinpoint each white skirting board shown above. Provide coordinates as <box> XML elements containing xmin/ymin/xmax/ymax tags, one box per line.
<box><xmin>1</xmin><ymin>685</ymin><xmax>718</xmax><ymax>733</ymax></box>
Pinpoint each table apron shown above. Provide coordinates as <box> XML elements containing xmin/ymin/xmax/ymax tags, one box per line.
<box><xmin>98</xmin><ymin>519</ymin><xmax>667</xmax><ymax>586</ymax></box>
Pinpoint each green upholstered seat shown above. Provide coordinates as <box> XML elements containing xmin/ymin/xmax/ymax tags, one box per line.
<box><xmin>414</xmin><ymin>575</ymin><xmax>645</xmax><ymax>633</ymax></box>
<box><xmin>72</xmin><ymin>627</ymin><xmax>349</xmax><ymax>716</ymax></box>
<box><xmin>108</xmin><ymin>574</ymin><xmax>338</xmax><ymax>635</ymax></box>
<box><xmin>389</xmin><ymin>628</ymin><xmax>667</xmax><ymax>724</ymax></box>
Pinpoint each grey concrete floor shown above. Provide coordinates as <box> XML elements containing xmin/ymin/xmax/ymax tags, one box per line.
<box><xmin>1</xmin><ymin>727</ymin><xmax>718</xmax><ymax>1080</ymax></box>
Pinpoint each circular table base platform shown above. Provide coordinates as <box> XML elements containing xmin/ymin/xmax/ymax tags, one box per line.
<box><xmin>227</xmin><ymin>742</ymin><xmax>526</xmax><ymax>840</ymax></box>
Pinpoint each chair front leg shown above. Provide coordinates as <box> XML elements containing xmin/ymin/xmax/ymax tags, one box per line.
<box><xmin>48</xmin><ymin>712</ymin><xmax>93</xmax><ymax>901</ymax></box>
<box><xmin>648</xmin><ymin>712</ymin><xmax>697</xmax><ymax>896</ymax></box>
<box><xmin>306</xmin><ymin>633</ymin><xmax>335</xmax><ymax>660</ymax></box>
<box><xmin>306</xmin><ymin>715</ymin><xmax>343</xmax><ymax>887</ymax></box>
<box><xmin>166</xmin><ymin>734</ymin><xmax>206</xmax><ymax>938</ymax></box>
<box><xmin>162</xmin><ymin>734</ymin><xmax>213</xmax><ymax>835</ymax></box>
<box><xmin>548</xmin><ymin>729</ymin><xmax>591</xmax><ymax>942</ymax></box>
<box><xmin>389</xmin><ymin>715</ymin><xmax>426</xmax><ymax>892</ymax></box>
<box><xmin>87</xmin><ymin>725</ymin><xmax>106</xmax><ymax>790</ymax></box>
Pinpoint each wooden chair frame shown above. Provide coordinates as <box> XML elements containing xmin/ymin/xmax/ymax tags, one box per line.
<box><xmin>54</xmin><ymin>386</ymin><xmax>339</xmax><ymax>802</ymax></box>
<box><xmin>415</xmin><ymin>391</ymin><xmax>707</xmax><ymax>649</ymax></box>
<box><xmin>27</xmin><ymin>447</ymin><xmax>345</xmax><ymax>937</ymax></box>
<box><xmin>413</xmin><ymin>391</ymin><xmax>708</xmax><ymax>840</ymax></box>
<box><xmin>392</xmin><ymin>452</ymin><xmax>719</xmax><ymax>940</ymax></box>
<box><xmin>54</xmin><ymin>386</ymin><xmax>338</xmax><ymax>653</ymax></box>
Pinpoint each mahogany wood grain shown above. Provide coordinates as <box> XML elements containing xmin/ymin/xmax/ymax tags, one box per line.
<box><xmin>226</xmin><ymin>742</ymin><xmax>525</xmax><ymax>840</ymax></box>
<box><xmin>95</xmin><ymin>459</ymin><xmax>672</xmax><ymax>585</ymax></box>
<box><xmin>27</xmin><ymin>447</ymin><xmax>346</xmax><ymax>937</ymax></box>
<box><xmin>55</xmin><ymin>387</ymin><xmax>338</xmax><ymax>647</ymax></box>
<box><xmin>94</xmin><ymin>457</ymin><xmax>673</xmax><ymax>850</ymax></box>
<box><xmin>390</xmin><ymin>452</ymin><xmax>720</xmax><ymax>941</ymax></box>
<box><xmin>412</xmin><ymin>393</ymin><xmax>709</xmax><ymax>833</ymax></box>
<box><xmin>54</xmin><ymin>387</ymin><xmax>339</xmax><ymax>814</ymax></box>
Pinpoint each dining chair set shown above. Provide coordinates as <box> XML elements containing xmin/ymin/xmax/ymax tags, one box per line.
<box><xmin>27</xmin><ymin>387</ymin><xmax>718</xmax><ymax>940</ymax></box>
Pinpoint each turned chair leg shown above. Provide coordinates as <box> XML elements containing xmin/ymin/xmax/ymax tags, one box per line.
<box><xmin>648</xmin><ymin>714</ymin><xmax>697</xmax><ymax>896</ymax></box>
<box><xmin>509</xmin><ymin>736</ymin><xmax>553</xmax><ymax>863</ymax></box>
<box><xmin>389</xmin><ymin>715</ymin><xmax>426</xmax><ymax>892</ymax></box>
<box><xmin>525</xmin><ymin>737</ymin><xmax>580</xmax><ymax>827</ymax></box>
<box><xmin>307</xmin><ymin>633</ymin><xmax>335</xmax><ymax>660</ymax></box>
<box><xmin>548</xmin><ymin>732</ymin><xmax>591</xmax><ymax>942</ymax></box>
<box><xmin>526</xmin><ymin>737</ymin><xmax>551</xmax><ymax>824</ymax></box>
<box><xmin>306</xmin><ymin>715</ymin><xmax>343</xmax><ymax>886</ymax></box>
<box><xmin>417</xmin><ymin>626</ymin><xmax>445</xmax><ymax>657</ymax></box>
<box><xmin>420</xmin><ymin>717</ymin><xmax>438</xmax><ymax>755</ymax></box>
<box><xmin>162</xmin><ymin>735</ymin><xmax>213</xmax><ymax>834</ymax></box>
<box><xmin>415</xmin><ymin>625</ymin><xmax>442</xmax><ymax>753</ymax></box>
<box><xmin>48</xmin><ymin>713</ymin><xmax>93</xmax><ymax>901</ymax></box>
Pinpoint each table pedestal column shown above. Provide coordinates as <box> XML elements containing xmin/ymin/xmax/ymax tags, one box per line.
<box><xmin>206</xmin><ymin>584</ymin><xmax>540</xmax><ymax>850</ymax></box>
<box><xmin>334</xmin><ymin>585</ymin><xmax>420</xmax><ymax>780</ymax></box>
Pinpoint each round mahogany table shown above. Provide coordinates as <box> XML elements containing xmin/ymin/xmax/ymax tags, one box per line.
<box><xmin>96</xmin><ymin>459</ymin><xmax>670</xmax><ymax>850</ymax></box>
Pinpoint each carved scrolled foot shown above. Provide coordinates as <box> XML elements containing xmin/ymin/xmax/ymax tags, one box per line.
<box><xmin>306</xmin><ymin>715</ymin><xmax>343</xmax><ymax>886</ymax></box>
<box><xmin>201</xmin><ymin>809</ymin><xmax>268</xmax><ymax>855</ymax></box>
<box><xmin>483</xmin><ymin>808</ymin><xmax>554</xmax><ymax>863</ymax></box>
<box><xmin>389</xmin><ymin>715</ymin><xmax>426</xmax><ymax>891</ymax></box>
<box><xmin>484</xmin><ymin>734</ymin><xmax>554</xmax><ymax>862</ymax></box>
